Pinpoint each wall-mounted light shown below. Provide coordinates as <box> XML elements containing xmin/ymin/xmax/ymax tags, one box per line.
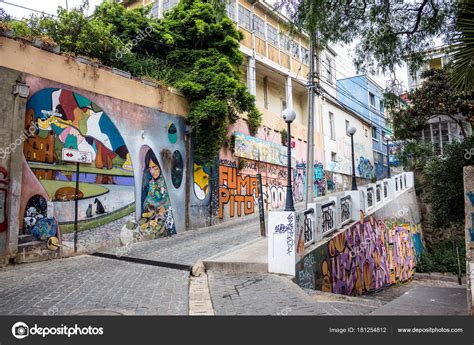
<box><xmin>12</xmin><ymin>82</ymin><xmax>30</xmax><ymax>99</ymax></box>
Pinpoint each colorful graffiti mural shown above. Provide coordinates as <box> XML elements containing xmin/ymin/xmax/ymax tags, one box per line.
<box><xmin>21</xmin><ymin>88</ymin><xmax>136</xmax><ymax>241</ymax></box>
<box><xmin>468</xmin><ymin>192</ymin><xmax>474</xmax><ymax>241</ymax></box>
<box><xmin>357</xmin><ymin>156</ymin><xmax>375</xmax><ymax>180</ymax></box>
<box><xmin>219</xmin><ymin>163</ymin><xmax>259</xmax><ymax>219</ymax></box>
<box><xmin>193</xmin><ymin>162</ymin><xmax>210</xmax><ymax>201</ymax></box>
<box><xmin>296</xmin><ymin>214</ymin><xmax>419</xmax><ymax>296</ymax></box>
<box><xmin>139</xmin><ymin>149</ymin><xmax>176</xmax><ymax>238</ymax></box>
<box><xmin>233</xmin><ymin>132</ymin><xmax>295</xmax><ymax>167</ymax></box>
<box><xmin>292</xmin><ymin>161</ymin><xmax>327</xmax><ymax>202</ymax></box>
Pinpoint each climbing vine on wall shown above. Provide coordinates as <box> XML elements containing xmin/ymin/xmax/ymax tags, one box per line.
<box><xmin>1</xmin><ymin>0</ymin><xmax>261</xmax><ymax>162</ymax></box>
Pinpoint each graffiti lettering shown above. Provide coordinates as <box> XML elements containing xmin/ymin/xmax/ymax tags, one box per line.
<box><xmin>219</xmin><ymin>165</ymin><xmax>259</xmax><ymax>219</ymax></box>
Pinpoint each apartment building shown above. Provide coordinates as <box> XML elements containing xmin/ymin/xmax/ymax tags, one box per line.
<box><xmin>337</xmin><ymin>75</ymin><xmax>390</xmax><ymax>180</ymax></box>
<box><xmin>121</xmin><ymin>0</ymin><xmax>376</xmax><ymax>221</ymax></box>
<box><xmin>407</xmin><ymin>45</ymin><xmax>470</xmax><ymax>155</ymax></box>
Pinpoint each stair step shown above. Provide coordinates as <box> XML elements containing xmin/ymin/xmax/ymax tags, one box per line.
<box><xmin>18</xmin><ymin>234</ymin><xmax>36</xmax><ymax>244</ymax></box>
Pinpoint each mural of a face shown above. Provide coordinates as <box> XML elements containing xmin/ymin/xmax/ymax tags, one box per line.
<box><xmin>139</xmin><ymin>149</ymin><xmax>176</xmax><ymax>238</ymax></box>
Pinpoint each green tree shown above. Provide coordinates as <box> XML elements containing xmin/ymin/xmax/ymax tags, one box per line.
<box><xmin>448</xmin><ymin>0</ymin><xmax>474</xmax><ymax>93</ymax></box>
<box><xmin>1</xmin><ymin>0</ymin><xmax>261</xmax><ymax>162</ymax></box>
<box><xmin>277</xmin><ymin>0</ymin><xmax>455</xmax><ymax>74</ymax></box>
<box><xmin>390</xmin><ymin>66</ymin><xmax>473</xmax><ymax>140</ymax></box>
<box><xmin>424</xmin><ymin>137</ymin><xmax>474</xmax><ymax>228</ymax></box>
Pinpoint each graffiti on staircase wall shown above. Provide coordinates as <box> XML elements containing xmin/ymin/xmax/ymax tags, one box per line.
<box><xmin>295</xmin><ymin>213</ymin><xmax>419</xmax><ymax>296</ymax></box>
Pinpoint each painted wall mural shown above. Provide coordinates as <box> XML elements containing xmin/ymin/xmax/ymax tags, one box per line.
<box><xmin>292</xmin><ymin>161</ymin><xmax>327</xmax><ymax>202</ymax></box>
<box><xmin>22</xmin><ymin>88</ymin><xmax>135</xmax><ymax>235</ymax></box>
<box><xmin>357</xmin><ymin>156</ymin><xmax>375</xmax><ymax>180</ymax></box>
<box><xmin>295</xmin><ymin>213</ymin><xmax>419</xmax><ymax>296</ymax></box>
<box><xmin>193</xmin><ymin>161</ymin><xmax>210</xmax><ymax>201</ymax></box>
<box><xmin>218</xmin><ymin>163</ymin><xmax>259</xmax><ymax>219</ymax></box>
<box><xmin>0</xmin><ymin>167</ymin><xmax>8</xmax><ymax>233</ymax></box>
<box><xmin>139</xmin><ymin>148</ymin><xmax>176</xmax><ymax>238</ymax></box>
<box><xmin>233</xmin><ymin>132</ymin><xmax>295</xmax><ymax>167</ymax></box>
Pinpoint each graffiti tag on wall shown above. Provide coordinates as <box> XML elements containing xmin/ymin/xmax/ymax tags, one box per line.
<box><xmin>219</xmin><ymin>164</ymin><xmax>259</xmax><ymax>219</ymax></box>
<box><xmin>296</xmin><ymin>214</ymin><xmax>417</xmax><ymax>296</ymax></box>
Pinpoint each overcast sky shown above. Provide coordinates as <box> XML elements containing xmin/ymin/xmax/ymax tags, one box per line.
<box><xmin>1</xmin><ymin>0</ymin><xmax>409</xmax><ymax>90</ymax></box>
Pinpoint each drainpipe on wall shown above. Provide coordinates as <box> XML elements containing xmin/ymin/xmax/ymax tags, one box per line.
<box><xmin>185</xmin><ymin>125</ymin><xmax>191</xmax><ymax>230</ymax></box>
<box><xmin>7</xmin><ymin>78</ymin><xmax>29</xmax><ymax>262</ymax></box>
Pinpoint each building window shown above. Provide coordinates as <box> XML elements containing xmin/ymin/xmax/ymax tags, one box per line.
<box><xmin>253</xmin><ymin>15</ymin><xmax>265</xmax><ymax>38</ymax></box>
<box><xmin>151</xmin><ymin>0</ymin><xmax>159</xmax><ymax>17</ymax></box>
<box><xmin>331</xmin><ymin>152</ymin><xmax>337</xmax><ymax>162</ymax></box>
<box><xmin>345</xmin><ymin>120</ymin><xmax>350</xmax><ymax>134</ymax></box>
<box><xmin>326</xmin><ymin>56</ymin><xmax>334</xmax><ymax>84</ymax></box>
<box><xmin>372</xmin><ymin>126</ymin><xmax>377</xmax><ymax>139</ymax></box>
<box><xmin>267</xmin><ymin>24</ymin><xmax>278</xmax><ymax>47</ymax></box>
<box><xmin>238</xmin><ymin>5</ymin><xmax>251</xmax><ymax>30</ymax></box>
<box><xmin>162</xmin><ymin>0</ymin><xmax>179</xmax><ymax>13</ymax></box>
<box><xmin>329</xmin><ymin>112</ymin><xmax>335</xmax><ymax>140</ymax></box>
<box><xmin>369</xmin><ymin>92</ymin><xmax>376</xmax><ymax>107</ymax></box>
<box><xmin>290</xmin><ymin>40</ymin><xmax>300</xmax><ymax>59</ymax></box>
<box><xmin>379</xmin><ymin>100</ymin><xmax>384</xmax><ymax>113</ymax></box>
<box><xmin>300</xmin><ymin>46</ymin><xmax>309</xmax><ymax>65</ymax></box>
<box><xmin>226</xmin><ymin>1</ymin><xmax>236</xmax><ymax>21</ymax></box>
<box><xmin>280</xmin><ymin>34</ymin><xmax>290</xmax><ymax>52</ymax></box>
<box><xmin>365</xmin><ymin>128</ymin><xmax>368</xmax><ymax>137</ymax></box>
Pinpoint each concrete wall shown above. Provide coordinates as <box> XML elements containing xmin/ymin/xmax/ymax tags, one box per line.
<box><xmin>321</xmin><ymin>98</ymin><xmax>374</xmax><ymax>182</ymax></box>
<box><xmin>0</xmin><ymin>36</ymin><xmax>193</xmax><ymax>263</ymax></box>
<box><xmin>464</xmin><ymin>166</ymin><xmax>474</xmax><ymax>315</ymax></box>
<box><xmin>294</xmin><ymin>184</ymin><xmax>423</xmax><ymax>296</ymax></box>
<box><xmin>0</xmin><ymin>67</ymin><xmax>28</xmax><ymax>265</ymax></box>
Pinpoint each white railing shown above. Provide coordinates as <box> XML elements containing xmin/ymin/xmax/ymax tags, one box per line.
<box><xmin>339</xmin><ymin>195</ymin><xmax>352</xmax><ymax>226</ymax></box>
<box><xmin>320</xmin><ymin>201</ymin><xmax>336</xmax><ymax>235</ymax></box>
<box><xmin>268</xmin><ymin>172</ymin><xmax>415</xmax><ymax>275</ymax></box>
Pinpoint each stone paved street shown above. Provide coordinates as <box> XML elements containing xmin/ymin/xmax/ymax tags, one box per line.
<box><xmin>0</xmin><ymin>216</ymin><xmax>468</xmax><ymax>316</ymax></box>
<box><xmin>207</xmin><ymin>271</ymin><xmax>386</xmax><ymax>315</ymax></box>
<box><xmin>0</xmin><ymin>217</ymin><xmax>261</xmax><ymax>316</ymax></box>
<box><xmin>0</xmin><ymin>255</ymin><xmax>189</xmax><ymax>315</ymax></box>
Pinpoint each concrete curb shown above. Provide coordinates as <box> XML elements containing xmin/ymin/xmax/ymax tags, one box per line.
<box><xmin>415</xmin><ymin>272</ymin><xmax>466</xmax><ymax>284</ymax></box>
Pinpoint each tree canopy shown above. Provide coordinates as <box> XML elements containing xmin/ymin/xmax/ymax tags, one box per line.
<box><xmin>0</xmin><ymin>0</ymin><xmax>261</xmax><ymax>162</ymax></box>
<box><xmin>277</xmin><ymin>0</ymin><xmax>456</xmax><ymax>75</ymax></box>
<box><xmin>389</xmin><ymin>66</ymin><xmax>473</xmax><ymax>140</ymax></box>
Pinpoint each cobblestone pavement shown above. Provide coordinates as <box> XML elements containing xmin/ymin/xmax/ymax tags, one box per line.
<box><xmin>0</xmin><ymin>255</ymin><xmax>189</xmax><ymax>315</ymax></box>
<box><xmin>207</xmin><ymin>271</ymin><xmax>384</xmax><ymax>315</ymax></box>
<box><xmin>102</xmin><ymin>218</ymin><xmax>261</xmax><ymax>266</ymax></box>
<box><xmin>207</xmin><ymin>271</ymin><xmax>468</xmax><ymax>316</ymax></box>
<box><xmin>61</xmin><ymin>213</ymin><xmax>135</xmax><ymax>253</ymax></box>
<box><xmin>0</xmin><ymin>217</ymin><xmax>261</xmax><ymax>316</ymax></box>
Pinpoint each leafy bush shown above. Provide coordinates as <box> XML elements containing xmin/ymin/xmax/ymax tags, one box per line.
<box><xmin>417</xmin><ymin>239</ymin><xmax>466</xmax><ymax>275</ymax></box>
<box><xmin>2</xmin><ymin>0</ymin><xmax>261</xmax><ymax>163</ymax></box>
<box><xmin>424</xmin><ymin>137</ymin><xmax>474</xmax><ymax>228</ymax></box>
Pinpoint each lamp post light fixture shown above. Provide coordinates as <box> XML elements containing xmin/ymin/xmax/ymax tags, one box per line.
<box><xmin>347</xmin><ymin>126</ymin><xmax>358</xmax><ymax>191</ymax></box>
<box><xmin>282</xmin><ymin>108</ymin><xmax>296</xmax><ymax>212</ymax></box>
<box><xmin>386</xmin><ymin>137</ymin><xmax>391</xmax><ymax>178</ymax></box>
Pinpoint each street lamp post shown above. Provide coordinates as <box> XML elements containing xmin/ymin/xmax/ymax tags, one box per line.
<box><xmin>386</xmin><ymin>137</ymin><xmax>391</xmax><ymax>178</ymax></box>
<box><xmin>282</xmin><ymin>108</ymin><xmax>296</xmax><ymax>212</ymax></box>
<box><xmin>347</xmin><ymin>126</ymin><xmax>357</xmax><ymax>191</ymax></box>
